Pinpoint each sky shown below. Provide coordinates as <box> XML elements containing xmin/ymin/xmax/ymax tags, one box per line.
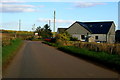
<box><xmin>0</xmin><ymin>0</ymin><xmax>119</xmax><ymax>32</ymax></box>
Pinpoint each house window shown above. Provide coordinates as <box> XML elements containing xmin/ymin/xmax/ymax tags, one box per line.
<box><xmin>100</xmin><ymin>25</ymin><xmax>103</xmax><ymax>27</ymax></box>
<box><xmin>81</xmin><ymin>35</ymin><xmax>85</xmax><ymax>39</ymax></box>
<box><xmin>95</xmin><ymin>36</ymin><xmax>98</xmax><ymax>40</ymax></box>
<box><xmin>90</xmin><ymin>25</ymin><xmax>92</xmax><ymax>27</ymax></box>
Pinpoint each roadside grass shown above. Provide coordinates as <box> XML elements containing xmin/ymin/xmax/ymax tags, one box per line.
<box><xmin>2</xmin><ymin>38</ymin><xmax>23</xmax><ymax>67</ymax></box>
<box><xmin>42</xmin><ymin>41</ymin><xmax>58</xmax><ymax>47</ymax></box>
<box><xmin>42</xmin><ymin>41</ymin><xmax>120</xmax><ymax>72</ymax></box>
<box><xmin>58</xmin><ymin>46</ymin><xmax>120</xmax><ymax>72</ymax></box>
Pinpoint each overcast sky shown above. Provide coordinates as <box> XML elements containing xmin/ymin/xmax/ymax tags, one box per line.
<box><xmin>0</xmin><ymin>0</ymin><xmax>119</xmax><ymax>31</ymax></box>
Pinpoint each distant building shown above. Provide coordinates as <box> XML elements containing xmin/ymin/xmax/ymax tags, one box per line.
<box><xmin>57</xmin><ymin>28</ymin><xmax>68</xmax><ymax>34</ymax></box>
<box><xmin>115</xmin><ymin>30</ymin><xmax>120</xmax><ymax>43</ymax></box>
<box><xmin>57</xmin><ymin>21</ymin><xmax>116</xmax><ymax>43</ymax></box>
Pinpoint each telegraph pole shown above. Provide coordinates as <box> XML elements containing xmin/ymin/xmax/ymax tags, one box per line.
<box><xmin>32</xmin><ymin>24</ymin><xmax>35</xmax><ymax>31</ymax></box>
<box><xmin>53</xmin><ymin>10</ymin><xmax>56</xmax><ymax>37</ymax></box>
<box><xmin>49</xmin><ymin>20</ymin><xmax>51</xmax><ymax>27</ymax></box>
<box><xmin>32</xmin><ymin>24</ymin><xmax>36</xmax><ymax>36</ymax></box>
<box><xmin>15</xmin><ymin>19</ymin><xmax>21</xmax><ymax>38</ymax></box>
<box><xmin>54</xmin><ymin>11</ymin><xmax>55</xmax><ymax>33</ymax></box>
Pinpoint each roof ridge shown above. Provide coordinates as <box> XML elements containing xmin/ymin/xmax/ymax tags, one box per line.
<box><xmin>76</xmin><ymin>21</ymin><xmax>113</xmax><ymax>23</ymax></box>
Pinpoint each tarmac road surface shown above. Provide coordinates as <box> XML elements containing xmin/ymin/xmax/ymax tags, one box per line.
<box><xmin>3</xmin><ymin>41</ymin><xmax>119</xmax><ymax>78</ymax></box>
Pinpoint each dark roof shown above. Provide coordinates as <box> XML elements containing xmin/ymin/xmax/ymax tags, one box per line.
<box><xmin>115</xmin><ymin>30</ymin><xmax>120</xmax><ymax>42</ymax></box>
<box><xmin>116</xmin><ymin>30</ymin><xmax>120</xmax><ymax>33</ymax></box>
<box><xmin>76</xmin><ymin>21</ymin><xmax>113</xmax><ymax>34</ymax></box>
<box><xmin>57</xmin><ymin>28</ymin><xmax>68</xmax><ymax>33</ymax></box>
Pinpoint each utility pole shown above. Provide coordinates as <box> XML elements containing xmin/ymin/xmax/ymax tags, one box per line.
<box><xmin>53</xmin><ymin>10</ymin><xmax>56</xmax><ymax>37</ymax></box>
<box><xmin>49</xmin><ymin>20</ymin><xmax>51</xmax><ymax>27</ymax></box>
<box><xmin>32</xmin><ymin>24</ymin><xmax>36</xmax><ymax>36</ymax></box>
<box><xmin>19</xmin><ymin>19</ymin><xmax>21</xmax><ymax>31</ymax></box>
<box><xmin>32</xmin><ymin>24</ymin><xmax>35</xmax><ymax>31</ymax></box>
<box><xmin>15</xmin><ymin>19</ymin><xmax>21</xmax><ymax>38</ymax></box>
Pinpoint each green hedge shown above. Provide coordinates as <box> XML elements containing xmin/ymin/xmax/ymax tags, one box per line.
<box><xmin>2</xmin><ymin>38</ymin><xmax>22</xmax><ymax>65</ymax></box>
<box><xmin>58</xmin><ymin>46</ymin><xmax>120</xmax><ymax>71</ymax></box>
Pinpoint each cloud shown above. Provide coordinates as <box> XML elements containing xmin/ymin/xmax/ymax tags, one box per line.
<box><xmin>1</xmin><ymin>0</ymin><xmax>26</xmax><ymax>3</ymax></box>
<box><xmin>1</xmin><ymin>8</ymin><xmax>36</xmax><ymax>13</ymax></box>
<box><xmin>74</xmin><ymin>2</ymin><xmax>106</xmax><ymax>8</ymax></box>
<box><xmin>0</xmin><ymin>4</ymin><xmax>38</xmax><ymax>13</ymax></box>
<box><xmin>37</xmin><ymin>18</ymin><xmax>74</xmax><ymax>24</ymax></box>
<box><xmin>1</xmin><ymin>0</ymin><xmax>119</xmax><ymax>2</ymax></box>
<box><xmin>1</xmin><ymin>4</ymin><xmax>35</xmax><ymax>8</ymax></box>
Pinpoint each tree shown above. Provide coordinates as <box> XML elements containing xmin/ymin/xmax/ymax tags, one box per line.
<box><xmin>42</xmin><ymin>24</ymin><xmax>52</xmax><ymax>38</ymax></box>
<box><xmin>35</xmin><ymin>26</ymin><xmax>42</xmax><ymax>36</ymax></box>
<box><xmin>35</xmin><ymin>24</ymin><xmax>52</xmax><ymax>38</ymax></box>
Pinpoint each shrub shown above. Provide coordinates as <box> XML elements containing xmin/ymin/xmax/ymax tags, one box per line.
<box><xmin>56</xmin><ymin>32</ymin><xmax>71</xmax><ymax>42</ymax></box>
<box><xmin>70</xmin><ymin>37</ymin><xmax>78</xmax><ymax>41</ymax></box>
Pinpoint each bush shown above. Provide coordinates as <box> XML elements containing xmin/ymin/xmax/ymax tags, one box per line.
<box><xmin>70</xmin><ymin>37</ymin><xmax>78</xmax><ymax>41</ymax></box>
<box><xmin>56</xmin><ymin>32</ymin><xmax>71</xmax><ymax>41</ymax></box>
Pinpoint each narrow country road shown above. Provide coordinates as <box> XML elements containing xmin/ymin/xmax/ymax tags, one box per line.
<box><xmin>3</xmin><ymin>41</ymin><xmax>119</xmax><ymax>78</ymax></box>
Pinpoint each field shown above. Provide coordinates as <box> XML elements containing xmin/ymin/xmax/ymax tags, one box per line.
<box><xmin>2</xmin><ymin>30</ymin><xmax>33</xmax><ymax>69</ymax></box>
<box><xmin>2</xmin><ymin>30</ymin><xmax>33</xmax><ymax>46</ymax></box>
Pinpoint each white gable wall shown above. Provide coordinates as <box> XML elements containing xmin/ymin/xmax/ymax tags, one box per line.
<box><xmin>91</xmin><ymin>34</ymin><xmax>107</xmax><ymax>42</ymax></box>
<box><xmin>107</xmin><ymin>23</ymin><xmax>115</xmax><ymax>43</ymax></box>
<box><xmin>66</xmin><ymin>23</ymin><xmax>91</xmax><ymax>41</ymax></box>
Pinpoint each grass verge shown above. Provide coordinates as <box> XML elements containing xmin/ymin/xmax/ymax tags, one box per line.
<box><xmin>42</xmin><ymin>41</ymin><xmax>58</xmax><ymax>47</ymax></box>
<box><xmin>2</xmin><ymin>38</ymin><xmax>23</xmax><ymax>68</ymax></box>
<box><xmin>42</xmin><ymin>41</ymin><xmax>120</xmax><ymax>72</ymax></box>
<box><xmin>58</xmin><ymin>46</ymin><xmax>120</xmax><ymax>72</ymax></box>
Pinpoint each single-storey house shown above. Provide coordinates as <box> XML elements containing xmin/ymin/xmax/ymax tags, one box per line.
<box><xmin>57</xmin><ymin>21</ymin><xmax>116</xmax><ymax>43</ymax></box>
<box><xmin>57</xmin><ymin>28</ymin><xmax>68</xmax><ymax>34</ymax></box>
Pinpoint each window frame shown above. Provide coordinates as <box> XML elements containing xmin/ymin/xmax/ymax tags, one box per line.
<box><xmin>95</xmin><ymin>36</ymin><xmax>98</xmax><ymax>40</ymax></box>
<box><xmin>81</xmin><ymin>35</ymin><xmax>85</xmax><ymax>39</ymax></box>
